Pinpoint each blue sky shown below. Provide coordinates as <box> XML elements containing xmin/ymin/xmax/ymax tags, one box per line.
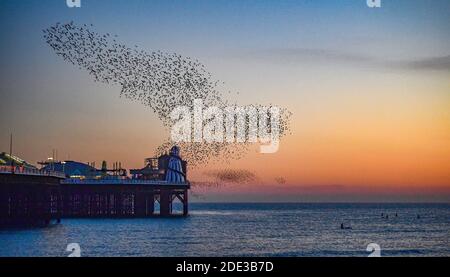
<box><xmin>1</xmin><ymin>0</ymin><xmax>449</xmax><ymax>56</ymax></box>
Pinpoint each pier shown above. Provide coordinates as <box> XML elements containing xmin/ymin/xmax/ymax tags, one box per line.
<box><xmin>0</xmin><ymin>167</ymin><xmax>64</xmax><ymax>227</ymax></box>
<box><xmin>0</xmin><ymin>146</ymin><xmax>190</xmax><ymax>227</ymax></box>
<box><xmin>60</xmin><ymin>179</ymin><xmax>189</xmax><ymax>217</ymax></box>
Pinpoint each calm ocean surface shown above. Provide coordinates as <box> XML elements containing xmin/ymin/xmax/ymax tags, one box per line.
<box><xmin>0</xmin><ymin>203</ymin><xmax>449</xmax><ymax>257</ymax></box>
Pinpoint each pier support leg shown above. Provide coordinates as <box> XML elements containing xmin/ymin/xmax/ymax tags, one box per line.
<box><xmin>115</xmin><ymin>192</ymin><xmax>123</xmax><ymax>217</ymax></box>
<box><xmin>135</xmin><ymin>191</ymin><xmax>146</xmax><ymax>217</ymax></box>
<box><xmin>183</xmin><ymin>189</ymin><xmax>188</xmax><ymax>216</ymax></box>
<box><xmin>146</xmin><ymin>193</ymin><xmax>154</xmax><ymax>216</ymax></box>
<box><xmin>160</xmin><ymin>189</ymin><xmax>171</xmax><ymax>217</ymax></box>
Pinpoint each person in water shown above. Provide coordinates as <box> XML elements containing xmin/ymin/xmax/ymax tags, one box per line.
<box><xmin>341</xmin><ymin>223</ymin><xmax>352</xmax><ymax>230</ymax></box>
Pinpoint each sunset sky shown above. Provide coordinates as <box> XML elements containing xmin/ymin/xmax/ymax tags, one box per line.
<box><xmin>0</xmin><ymin>0</ymin><xmax>449</xmax><ymax>202</ymax></box>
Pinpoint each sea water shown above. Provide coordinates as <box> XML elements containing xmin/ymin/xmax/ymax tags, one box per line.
<box><xmin>0</xmin><ymin>203</ymin><xmax>448</xmax><ymax>257</ymax></box>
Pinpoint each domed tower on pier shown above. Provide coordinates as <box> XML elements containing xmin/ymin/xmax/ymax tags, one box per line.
<box><xmin>165</xmin><ymin>146</ymin><xmax>186</xmax><ymax>183</ymax></box>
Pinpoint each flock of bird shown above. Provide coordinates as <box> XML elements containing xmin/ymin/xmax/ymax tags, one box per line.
<box><xmin>274</xmin><ymin>176</ymin><xmax>287</xmax><ymax>185</ymax></box>
<box><xmin>43</xmin><ymin>22</ymin><xmax>292</xmax><ymax>168</ymax></box>
<box><xmin>189</xmin><ymin>169</ymin><xmax>257</xmax><ymax>198</ymax></box>
<box><xmin>205</xmin><ymin>169</ymin><xmax>257</xmax><ymax>184</ymax></box>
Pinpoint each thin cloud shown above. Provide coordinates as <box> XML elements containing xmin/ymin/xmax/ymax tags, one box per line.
<box><xmin>205</xmin><ymin>169</ymin><xmax>257</xmax><ymax>184</ymax></box>
<box><xmin>403</xmin><ymin>55</ymin><xmax>450</xmax><ymax>71</ymax></box>
<box><xmin>240</xmin><ymin>48</ymin><xmax>450</xmax><ymax>71</ymax></box>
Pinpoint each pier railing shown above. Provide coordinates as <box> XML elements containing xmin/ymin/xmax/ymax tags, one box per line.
<box><xmin>61</xmin><ymin>178</ymin><xmax>190</xmax><ymax>186</ymax></box>
<box><xmin>0</xmin><ymin>166</ymin><xmax>66</xmax><ymax>178</ymax></box>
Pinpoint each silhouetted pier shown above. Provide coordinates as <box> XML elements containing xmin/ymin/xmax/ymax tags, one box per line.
<box><xmin>60</xmin><ymin>179</ymin><xmax>189</xmax><ymax>217</ymax></box>
<box><xmin>1</xmin><ymin>146</ymin><xmax>190</xmax><ymax>227</ymax></box>
<box><xmin>1</xmin><ymin>173</ymin><xmax>189</xmax><ymax>227</ymax></box>
<box><xmin>0</xmin><ymin>167</ymin><xmax>63</xmax><ymax>227</ymax></box>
